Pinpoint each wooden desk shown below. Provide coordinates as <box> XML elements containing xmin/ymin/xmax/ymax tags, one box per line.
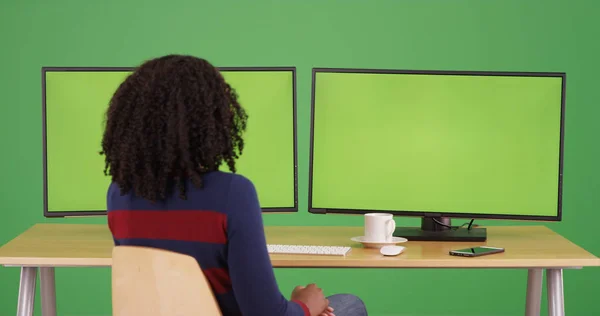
<box><xmin>1</xmin><ymin>224</ymin><xmax>599</xmax><ymax>316</ymax></box>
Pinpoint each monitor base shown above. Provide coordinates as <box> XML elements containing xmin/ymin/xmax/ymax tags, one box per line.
<box><xmin>393</xmin><ymin>217</ymin><xmax>487</xmax><ymax>242</ymax></box>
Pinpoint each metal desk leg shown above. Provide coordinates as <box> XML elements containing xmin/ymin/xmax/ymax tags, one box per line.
<box><xmin>16</xmin><ymin>267</ymin><xmax>37</xmax><ymax>316</ymax></box>
<box><xmin>547</xmin><ymin>269</ymin><xmax>565</xmax><ymax>316</ymax></box>
<box><xmin>525</xmin><ymin>268</ymin><xmax>543</xmax><ymax>316</ymax></box>
<box><xmin>40</xmin><ymin>267</ymin><xmax>57</xmax><ymax>316</ymax></box>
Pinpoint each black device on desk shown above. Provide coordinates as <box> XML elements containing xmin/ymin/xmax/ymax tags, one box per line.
<box><xmin>449</xmin><ymin>246</ymin><xmax>505</xmax><ymax>257</ymax></box>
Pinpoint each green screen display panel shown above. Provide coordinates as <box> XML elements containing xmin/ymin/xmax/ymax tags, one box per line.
<box><xmin>310</xmin><ymin>68</ymin><xmax>565</xmax><ymax>220</ymax></box>
<box><xmin>43</xmin><ymin>67</ymin><xmax>297</xmax><ymax>216</ymax></box>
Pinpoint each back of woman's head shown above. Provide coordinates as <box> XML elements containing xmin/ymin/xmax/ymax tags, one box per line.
<box><xmin>101</xmin><ymin>54</ymin><xmax>248</xmax><ymax>201</ymax></box>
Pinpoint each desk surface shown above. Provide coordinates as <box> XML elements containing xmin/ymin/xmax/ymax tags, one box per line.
<box><xmin>0</xmin><ymin>224</ymin><xmax>598</xmax><ymax>268</ymax></box>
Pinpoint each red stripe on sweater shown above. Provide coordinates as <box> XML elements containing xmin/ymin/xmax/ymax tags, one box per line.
<box><xmin>203</xmin><ymin>267</ymin><xmax>233</xmax><ymax>295</ymax></box>
<box><xmin>108</xmin><ymin>210</ymin><xmax>228</xmax><ymax>244</ymax></box>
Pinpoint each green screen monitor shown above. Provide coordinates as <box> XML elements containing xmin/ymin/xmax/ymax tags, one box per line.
<box><xmin>43</xmin><ymin>67</ymin><xmax>297</xmax><ymax>217</ymax></box>
<box><xmin>309</xmin><ymin>68</ymin><xmax>566</xmax><ymax>241</ymax></box>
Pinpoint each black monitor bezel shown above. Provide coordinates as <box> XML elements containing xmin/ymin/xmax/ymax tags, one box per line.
<box><xmin>42</xmin><ymin>66</ymin><xmax>299</xmax><ymax>217</ymax></box>
<box><xmin>308</xmin><ymin>67</ymin><xmax>566</xmax><ymax>221</ymax></box>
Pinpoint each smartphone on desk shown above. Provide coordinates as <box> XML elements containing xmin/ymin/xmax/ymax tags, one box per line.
<box><xmin>449</xmin><ymin>246</ymin><xmax>505</xmax><ymax>257</ymax></box>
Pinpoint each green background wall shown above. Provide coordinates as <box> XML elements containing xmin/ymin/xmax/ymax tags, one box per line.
<box><xmin>1</xmin><ymin>0</ymin><xmax>598</xmax><ymax>315</ymax></box>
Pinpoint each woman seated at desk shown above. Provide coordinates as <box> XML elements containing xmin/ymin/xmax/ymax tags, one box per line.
<box><xmin>100</xmin><ymin>54</ymin><xmax>368</xmax><ymax>316</ymax></box>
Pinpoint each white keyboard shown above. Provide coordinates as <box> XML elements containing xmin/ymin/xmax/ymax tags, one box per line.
<box><xmin>267</xmin><ymin>244</ymin><xmax>351</xmax><ymax>256</ymax></box>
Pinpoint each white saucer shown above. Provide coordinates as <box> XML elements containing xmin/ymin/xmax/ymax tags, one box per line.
<box><xmin>351</xmin><ymin>236</ymin><xmax>408</xmax><ymax>249</ymax></box>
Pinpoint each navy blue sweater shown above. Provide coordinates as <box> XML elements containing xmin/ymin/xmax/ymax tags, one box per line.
<box><xmin>107</xmin><ymin>171</ymin><xmax>309</xmax><ymax>316</ymax></box>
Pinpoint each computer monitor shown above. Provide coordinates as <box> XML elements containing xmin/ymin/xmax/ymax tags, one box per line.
<box><xmin>309</xmin><ymin>68</ymin><xmax>566</xmax><ymax>241</ymax></box>
<box><xmin>43</xmin><ymin>67</ymin><xmax>297</xmax><ymax>217</ymax></box>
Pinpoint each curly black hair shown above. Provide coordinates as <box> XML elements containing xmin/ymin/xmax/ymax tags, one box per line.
<box><xmin>100</xmin><ymin>54</ymin><xmax>248</xmax><ymax>201</ymax></box>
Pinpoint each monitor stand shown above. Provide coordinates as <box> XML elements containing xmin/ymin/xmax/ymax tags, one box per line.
<box><xmin>393</xmin><ymin>217</ymin><xmax>487</xmax><ymax>242</ymax></box>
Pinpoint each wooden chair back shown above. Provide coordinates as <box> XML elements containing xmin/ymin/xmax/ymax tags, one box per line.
<box><xmin>112</xmin><ymin>246</ymin><xmax>222</xmax><ymax>316</ymax></box>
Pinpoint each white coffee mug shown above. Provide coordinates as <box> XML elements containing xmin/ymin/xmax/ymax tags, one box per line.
<box><xmin>364</xmin><ymin>213</ymin><xmax>396</xmax><ymax>242</ymax></box>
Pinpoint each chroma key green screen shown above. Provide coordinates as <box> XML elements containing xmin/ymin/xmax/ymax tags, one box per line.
<box><xmin>43</xmin><ymin>67</ymin><xmax>297</xmax><ymax>216</ymax></box>
<box><xmin>309</xmin><ymin>69</ymin><xmax>565</xmax><ymax>220</ymax></box>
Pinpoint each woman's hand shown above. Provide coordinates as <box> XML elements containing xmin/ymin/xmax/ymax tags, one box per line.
<box><xmin>319</xmin><ymin>306</ymin><xmax>335</xmax><ymax>316</ymax></box>
<box><xmin>291</xmin><ymin>284</ymin><xmax>330</xmax><ymax>316</ymax></box>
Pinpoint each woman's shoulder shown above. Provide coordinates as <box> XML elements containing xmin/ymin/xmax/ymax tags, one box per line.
<box><xmin>207</xmin><ymin>171</ymin><xmax>256</xmax><ymax>192</ymax></box>
<box><xmin>105</xmin><ymin>171</ymin><xmax>258</xmax><ymax>209</ymax></box>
